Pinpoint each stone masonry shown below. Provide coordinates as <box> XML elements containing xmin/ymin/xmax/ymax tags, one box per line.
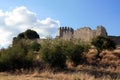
<box><xmin>57</xmin><ymin>25</ymin><xmax>107</xmax><ymax>42</ymax></box>
<box><xmin>57</xmin><ymin>27</ymin><xmax>74</xmax><ymax>40</ymax></box>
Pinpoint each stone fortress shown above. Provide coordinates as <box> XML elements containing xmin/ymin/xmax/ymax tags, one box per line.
<box><xmin>56</xmin><ymin>25</ymin><xmax>120</xmax><ymax>45</ymax></box>
<box><xmin>12</xmin><ymin>25</ymin><xmax>120</xmax><ymax>46</ymax></box>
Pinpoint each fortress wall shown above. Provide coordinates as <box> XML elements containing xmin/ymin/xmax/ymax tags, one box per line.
<box><xmin>74</xmin><ymin>27</ymin><xmax>93</xmax><ymax>42</ymax></box>
<box><xmin>57</xmin><ymin>27</ymin><xmax>74</xmax><ymax>40</ymax></box>
<box><xmin>73</xmin><ymin>26</ymin><xmax>107</xmax><ymax>42</ymax></box>
<box><xmin>57</xmin><ymin>26</ymin><xmax>120</xmax><ymax>45</ymax></box>
<box><xmin>95</xmin><ymin>26</ymin><xmax>107</xmax><ymax>36</ymax></box>
<box><xmin>62</xmin><ymin>31</ymin><xmax>73</xmax><ymax>40</ymax></box>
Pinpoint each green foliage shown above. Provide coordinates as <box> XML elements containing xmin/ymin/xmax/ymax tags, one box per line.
<box><xmin>91</xmin><ymin>35</ymin><xmax>116</xmax><ymax>52</ymax></box>
<box><xmin>40</xmin><ymin>39</ymin><xmax>86</xmax><ymax>68</ymax></box>
<box><xmin>13</xmin><ymin>29</ymin><xmax>40</xmax><ymax>47</ymax></box>
<box><xmin>24</xmin><ymin>29</ymin><xmax>39</xmax><ymax>39</ymax></box>
<box><xmin>0</xmin><ymin>32</ymin><xmax>91</xmax><ymax>71</ymax></box>
<box><xmin>18</xmin><ymin>33</ymin><xmax>25</xmax><ymax>39</ymax></box>
<box><xmin>0</xmin><ymin>45</ymin><xmax>34</xmax><ymax>71</ymax></box>
<box><xmin>62</xmin><ymin>40</ymin><xmax>84</xmax><ymax>66</ymax></box>
<box><xmin>17</xmin><ymin>29</ymin><xmax>39</xmax><ymax>39</ymax></box>
<box><xmin>30</xmin><ymin>41</ymin><xmax>41</xmax><ymax>51</ymax></box>
<box><xmin>0</xmin><ymin>35</ymin><xmax>42</xmax><ymax>71</ymax></box>
<box><xmin>40</xmin><ymin>39</ymin><xmax>66</xmax><ymax>69</ymax></box>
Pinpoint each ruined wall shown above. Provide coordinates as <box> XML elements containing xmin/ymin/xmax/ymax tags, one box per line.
<box><xmin>95</xmin><ymin>26</ymin><xmax>107</xmax><ymax>36</ymax></box>
<box><xmin>57</xmin><ymin>27</ymin><xmax>74</xmax><ymax>40</ymax></box>
<box><xmin>57</xmin><ymin>25</ymin><xmax>108</xmax><ymax>42</ymax></box>
<box><xmin>73</xmin><ymin>27</ymin><xmax>93</xmax><ymax>42</ymax></box>
<box><xmin>73</xmin><ymin>25</ymin><xmax>107</xmax><ymax>42</ymax></box>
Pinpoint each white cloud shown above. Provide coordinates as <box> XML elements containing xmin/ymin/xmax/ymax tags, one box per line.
<box><xmin>0</xmin><ymin>6</ymin><xmax>60</xmax><ymax>48</ymax></box>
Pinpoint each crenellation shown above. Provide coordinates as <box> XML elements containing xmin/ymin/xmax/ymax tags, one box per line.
<box><xmin>56</xmin><ymin>26</ymin><xmax>120</xmax><ymax>45</ymax></box>
<box><xmin>57</xmin><ymin>26</ymin><xmax>107</xmax><ymax>41</ymax></box>
<box><xmin>57</xmin><ymin>26</ymin><xmax>74</xmax><ymax>40</ymax></box>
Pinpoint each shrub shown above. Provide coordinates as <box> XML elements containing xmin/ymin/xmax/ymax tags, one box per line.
<box><xmin>40</xmin><ymin>40</ymin><xmax>66</xmax><ymax>69</ymax></box>
<box><xmin>65</xmin><ymin>42</ymin><xmax>84</xmax><ymax>66</ymax></box>
<box><xmin>0</xmin><ymin>46</ymin><xmax>34</xmax><ymax>71</ymax></box>
<box><xmin>29</xmin><ymin>41</ymin><xmax>41</xmax><ymax>51</ymax></box>
<box><xmin>91</xmin><ymin>35</ymin><xmax>116</xmax><ymax>52</ymax></box>
<box><xmin>53</xmin><ymin>40</ymin><xmax>85</xmax><ymax>66</ymax></box>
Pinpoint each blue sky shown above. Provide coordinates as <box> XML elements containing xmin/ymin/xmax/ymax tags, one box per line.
<box><xmin>0</xmin><ymin>0</ymin><xmax>120</xmax><ymax>48</ymax></box>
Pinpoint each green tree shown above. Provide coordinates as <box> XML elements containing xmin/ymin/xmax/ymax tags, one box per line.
<box><xmin>13</xmin><ymin>29</ymin><xmax>40</xmax><ymax>46</ymax></box>
<box><xmin>18</xmin><ymin>33</ymin><xmax>25</xmax><ymax>39</ymax></box>
<box><xmin>24</xmin><ymin>29</ymin><xmax>39</xmax><ymax>39</ymax></box>
<box><xmin>91</xmin><ymin>35</ymin><xmax>116</xmax><ymax>52</ymax></box>
<box><xmin>17</xmin><ymin>29</ymin><xmax>39</xmax><ymax>40</ymax></box>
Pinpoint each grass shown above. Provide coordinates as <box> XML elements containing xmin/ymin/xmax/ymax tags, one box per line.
<box><xmin>0</xmin><ymin>48</ymin><xmax>120</xmax><ymax>80</ymax></box>
<box><xmin>0</xmin><ymin>64</ymin><xmax>120</xmax><ymax>80</ymax></box>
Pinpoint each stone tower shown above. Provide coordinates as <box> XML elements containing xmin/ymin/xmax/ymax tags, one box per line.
<box><xmin>57</xmin><ymin>27</ymin><xmax>74</xmax><ymax>40</ymax></box>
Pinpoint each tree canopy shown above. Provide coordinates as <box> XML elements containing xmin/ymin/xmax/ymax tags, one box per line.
<box><xmin>17</xmin><ymin>29</ymin><xmax>40</xmax><ymax>39</ymax></box>
<box><xmin>91</xmin><ymin>35</ymin><xmax>116</xmax><ymax>52</ymax></box>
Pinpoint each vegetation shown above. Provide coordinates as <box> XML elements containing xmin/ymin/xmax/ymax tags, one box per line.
<box><xmin>18</xmin><ymin>29</ymin><xmax>39</xmax><ymax>39</ymax></box>
<box><xmin>0</xmin><ymin>33</ymin><xmax>117</xmax><ymax>71</ymax></box>
<box><xmin>0</xmin><ymin>30</ymin><xmax>119</xmax><ymax>80</ymax></box>
<box><xmin>91</xmin><ymin>35</ymin><xmax>116</xmax><ymax>52</ymax></box>
<box><xmin>0</xmin><ymin>46</ymin><xmax>34</xmax><ymax>71</ymax></box>
<box><xmin>40</xmin><ymin>40</ymin><xmax>66</xmax><ymax>69</ymax></box>
<box><xmin>29</xmin><ymin>41</ymin><xmax>41</xmax><ymax>51</ymax></box>
<box><xmin>59</xmin><ymin>40</ymin><xmax>85</xmax><ymax>66</ymax></box>
<box><xmin>40</xmin><ymin>39</ymin><xmax>89</xmax><ymax>68</ymax></box>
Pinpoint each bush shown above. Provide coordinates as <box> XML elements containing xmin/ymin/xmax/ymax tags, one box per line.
<box><xmin>63</xmin><ymin>41</ymin><xmax>84</xmax><ymax>66</ymax></box>
<box><xmin>0</xmin><ymin>46</ymin><xmax>34</xmax><ymax>71</ymax></box>
<box><xmin>29</xmin><ymin>41</ymin><xmax>41</xmax><ymax>51</ymax></box>
<box><xmin>40</xmin><ymin>40</ymin><xmax>66</xmax><ymax>69</ymax></box>
<box><xmin>91</xmin><ymin>35</ymin><xmax>116</xmax><ymax>52</ymax></box>
<box><xmin>0</xmin><ymin>29</ymin><xmax>41</xmax><ymax>71</ymax></box>
<box><xmin>53</xmin><ymin>39</ymin><xmax>85</xmax><ymax>66</ymax></box>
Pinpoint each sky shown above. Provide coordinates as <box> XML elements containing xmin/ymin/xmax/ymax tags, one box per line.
<box><xmin>0</xmin><ymin>0</ymin><xmax>120</xmax><ymax>48</ymax></box>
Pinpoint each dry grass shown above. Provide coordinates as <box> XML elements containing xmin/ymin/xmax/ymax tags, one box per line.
<box><xmin>0</xmin><ymin>65</ymin><xmax>120</xmax><ymax>80</ymax></box>
<box><xmin>1</xmin><ymin>48</ymin><xmax>120</xmax><ymax>80</ymax></box>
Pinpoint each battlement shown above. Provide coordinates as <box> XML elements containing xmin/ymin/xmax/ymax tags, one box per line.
<box><xmin>57</xmin><ymin>25</ymin><xmax>108</xmax><ymax>41</ymax></box>
<box><xmin>57</xmin><ymin>27</ymin><xmax>74</xmax><ymax>39</ymax></box>
<box><xmin>58</xmin><ymin>27</ymin><xmax>74</xmax><ymax>35</ymax></box>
